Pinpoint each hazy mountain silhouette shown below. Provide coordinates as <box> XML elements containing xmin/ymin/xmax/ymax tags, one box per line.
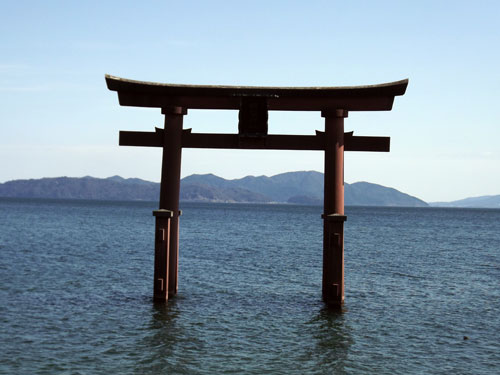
<box><xmin>430</xmin><ymin>195</ymin><xmax>500</xmax><ymax>208</ymax></box>
<box><xmin>0</xmin><ymin>171</ymin><xmax>430</xmax><ymax>207</ymax></box>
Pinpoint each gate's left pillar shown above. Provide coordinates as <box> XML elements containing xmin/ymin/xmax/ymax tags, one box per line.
<box><xmin>322</xmin><ymin>109</ymin><xmax>347</xmax><ymax>308</ymax></box>
<box><xmin>153</xmin><ymin>209</ymin><xmax>173</xmax><ymax>301</ymax></box>
<box><xmin>159</xmin><ymin>106</ymin><xmax>186</xmax><ymax>298</ymax></box>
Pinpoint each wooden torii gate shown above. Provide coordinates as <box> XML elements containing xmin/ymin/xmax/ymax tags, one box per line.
<box><xmin>106</xmin><ymin>75</ymin><xmax>408</xmax><ymax>307</ymax></box>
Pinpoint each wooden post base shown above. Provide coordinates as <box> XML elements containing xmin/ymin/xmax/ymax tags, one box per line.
<box><xmin>322</xmin><ymin>214</ymin><xmax>347</xmax><ymax>308</ymax></box>
<box><xmin>153</xmin><ymin>210</ymin><xmax>173</xmax><ymax>301</ymax></box>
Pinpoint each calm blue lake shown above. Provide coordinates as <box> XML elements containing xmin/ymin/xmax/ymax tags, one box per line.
<box><xmin>0</xmin><ymin>198</ymin><xmax>499</xmax><ymax>374</ymax></box>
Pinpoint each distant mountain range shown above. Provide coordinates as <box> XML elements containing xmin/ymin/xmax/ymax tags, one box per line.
<box><xmin>180</xmin><ymin>171</ymin><xmax>428</xmax><ymax>207</ymax></box>
<box><xmin>430</xmin><ymin>195</ymin><xmax>500</xmax><ymax>208</ymax></box>
<box><xmin>1</xmin><ymin>171</ymin><xmax>497</xmax><ymax>208</ymax></box>
<box><xmin>0</xmin><ymin>171</ymin><xmax>429</xmax><ymax>207</ymax></box>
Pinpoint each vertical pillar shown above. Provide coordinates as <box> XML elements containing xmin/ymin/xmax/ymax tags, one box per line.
<box><xmin>322</xmin><ymin>109</ymin><xmax>348</xmax><ymax>307</ymax></box>
<box><xmin>153</xmin><ymin>209</ymin><xmax>173</xmax><ymax>301</ymax></box>
<box><xmin>159</xmin><ymin>106</ymin><xmax>186</xmax><ymax>298</ymax></box>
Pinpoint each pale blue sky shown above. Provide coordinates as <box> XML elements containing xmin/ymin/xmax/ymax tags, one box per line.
<box><xmin>1</xmin><ymin>0</ymin><xmax>499</xmax><ymax>201</ymax></box>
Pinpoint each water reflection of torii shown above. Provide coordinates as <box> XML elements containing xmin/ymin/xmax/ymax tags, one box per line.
<box><xmin>106</xmin><ymin>75</ymin><xmax>408</xmax><ymax>308</ymax></box>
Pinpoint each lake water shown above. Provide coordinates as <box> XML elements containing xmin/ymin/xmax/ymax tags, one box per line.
<box><xmin>0</xmin><ymin>198</ymin><xmax>499</xmax><ymax>374</ymax></box>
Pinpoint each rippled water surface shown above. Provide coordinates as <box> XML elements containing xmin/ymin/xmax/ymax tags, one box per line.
<box><xmin>1</xmin><ymin>199</ymin><xmax>499</xmax><ymax>374</ymax></box>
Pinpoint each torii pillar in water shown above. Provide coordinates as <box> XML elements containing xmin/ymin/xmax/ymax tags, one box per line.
<box><xmin>106</xmin><ymin>75</ymin><xmax>408</xmax><ymax>307</ymax></box>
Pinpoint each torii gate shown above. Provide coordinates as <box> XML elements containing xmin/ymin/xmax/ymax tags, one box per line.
<box><xmin>106</xmin><ymin>75</ymin><xmax>408</xmax><ymax>307</ymax></box>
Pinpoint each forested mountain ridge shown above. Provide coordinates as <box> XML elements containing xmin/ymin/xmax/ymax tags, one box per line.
<box><xmin>0</xmin><ymin>172</ymin><xmax>429</xmax><ymax>207</ymax></box>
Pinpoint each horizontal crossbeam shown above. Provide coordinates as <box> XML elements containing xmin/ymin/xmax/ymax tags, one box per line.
<box><xmin>119</xmin><ymin>129</ymin><xmax>389</xmax><ymax>152</ymax></box>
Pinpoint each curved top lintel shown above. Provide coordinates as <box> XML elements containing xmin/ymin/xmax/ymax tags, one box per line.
<box><xmin>105</xmin><ymin>74</ymin><xmax>408</xmax><ymax>111</ymax></box>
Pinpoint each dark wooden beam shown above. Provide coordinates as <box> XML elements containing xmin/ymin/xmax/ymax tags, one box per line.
<box><xmin>107</xmin><ymin>75</ymin><xmax>408</xmax><ymax>112</ymax></box>
<box><xmin>119</xmin><ymin>129</ymin><xmax>389</xmax><ymax>152</ymax></box>
<box><xmin>119</xmin><ymin>129</ymin><xmax>163</xmax><ymax>147</ymax></box>
<box><xmin>117</xmin><ymin>92</ymin><xmax>397</xmax><ymax>111</ymax></box>
<box><xmin>345</xmin><ymin>133</ymin><xmax>390</xmax><ymax>152</ymax></box>
<box><xmin>183</xmin><ymin>132</ymin><xmax>323</xmax><ymax>150</ymax></box>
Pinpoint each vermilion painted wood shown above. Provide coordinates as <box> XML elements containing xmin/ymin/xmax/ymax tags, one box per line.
<box><xmin>152</xmin><ymin>210</ymin><xmax>173</xmax><ymax>301</ymax></box>
<box><xmin>107</xmin><ymin>74</ymin><xmax>408</xmax><ymax>308</ymax></box>
<box><xmin>119</xmin><ymin>130</ymin><xmax>390</xmax><ymax>152</ymax></box>
<box><xmin>322</xmin><ymin>110</ymin><xmax>347</xmax><ymax>307</ymax></box>
<box><xmin>159</xmin><ymin>109</ymin><xmax>184</xmax><ymax>297</ymax></box>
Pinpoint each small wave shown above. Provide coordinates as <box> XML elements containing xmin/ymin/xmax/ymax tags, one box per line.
<box><xmin>392</xmin><ymin>272</ymin><xmax>424</xmax><ymax>280</ymax></box>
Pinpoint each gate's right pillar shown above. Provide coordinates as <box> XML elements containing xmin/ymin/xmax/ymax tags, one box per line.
<box><xmin>322</xmin><ymin>109</ymin><xmax>348</xmax><ymax>307</ymax></box>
